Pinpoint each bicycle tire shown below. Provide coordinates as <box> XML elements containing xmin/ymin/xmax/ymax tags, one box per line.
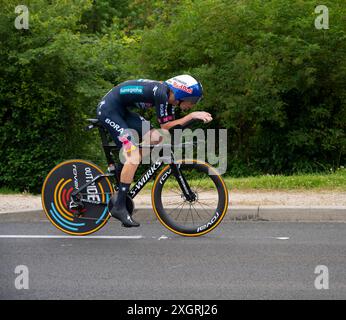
<box><xmin>152</xmin><ymin>159</ymin><xmax>228</xmax><ymax>237</ymax></box>
<box><xmin>41</xmin><ymin>159</ymin><xmax>114</xmax><ymax>235</ymax></box>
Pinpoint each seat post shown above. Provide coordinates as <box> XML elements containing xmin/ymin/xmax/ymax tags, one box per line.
<box><xmin>98</xmin><ymin>126</ymin><xmax>115</xmax><ymax>167</ymax></box>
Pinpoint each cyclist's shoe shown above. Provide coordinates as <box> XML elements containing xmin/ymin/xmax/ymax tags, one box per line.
<box><xmin>110</xmin><ymin>206</ymin><xmax>140</xmax><ymax>228</ymax></box>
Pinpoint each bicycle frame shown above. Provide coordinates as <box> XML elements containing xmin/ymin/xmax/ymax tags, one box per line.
<box><xmin>128</xmin><ymin>156</ymin><xmax>195</xmax><ymax>201</ymax></box>
<box><xmin>128</xmin><ymin>159</ymin><xmax>163</xmax><ymax>198</ymax></box>
<box><xmin>71</xmin><ymin>123</ymin><xmax>196</xmax><ymax>205</ymax></box>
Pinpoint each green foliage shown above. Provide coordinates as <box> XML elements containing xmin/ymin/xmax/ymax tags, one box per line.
<box><xmin>131</xmin><ymin>0</ymin><xmax>346</xmax><ymax>174</ymax></box>
<box><xmin>1</xmin><ymin>0</ymin><xmax>345</xmax><ymax>193</ymax></box>
<box><xmin>0</xmin><ymin>0</ymin><xmax>125</xmax><ymax>193</ymax></box>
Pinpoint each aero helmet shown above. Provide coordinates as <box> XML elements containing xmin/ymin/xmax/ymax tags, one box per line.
<box><xmin>165</xmin><ymin>75</ymin><xmax>203</xmax><ymax>104</ymax></box>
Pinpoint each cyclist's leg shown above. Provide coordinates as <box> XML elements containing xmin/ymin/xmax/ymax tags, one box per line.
<box><xmin>124</xmin><ymin>110</ymin><xmax>152</xmax><ymax>139</ymax></box>
<box><xmin>124</xmin><ymin>110</ymin><xmax>167</xmax><ymax>161</ymax></box>
<box><xmin>124</xmin><ymin>110</ymin><xmax>154</xmax><ymax>158</ymax></box>
<box><xmin>97</xmin><ymin>102</ymin><xmax>140</xmax><ymax>227</ymax></box>
<box><xmin>97</xmin><ymin>101</ymin><xmax>132</xmax><ymax>149</ymax></box>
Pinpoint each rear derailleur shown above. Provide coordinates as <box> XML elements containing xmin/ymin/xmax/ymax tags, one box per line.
<box><xmin>69</xmin><ymin>194</ymin><xmax>85</xmax><ymax>218</ymax></box>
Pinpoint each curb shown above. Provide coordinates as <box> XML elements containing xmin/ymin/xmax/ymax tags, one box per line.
<box><xmin>0</xmin><ymin>206</ymin><xmax>345</xmax><ymax>222</ymax></box>
<box><xmin>257</xmin><ymin>206</ymin><xmax>346</xmax><ymax>222</ymax></box>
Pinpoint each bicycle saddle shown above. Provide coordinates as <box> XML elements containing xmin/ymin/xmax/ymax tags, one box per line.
<box><xmin>85</xmin><ymin>118</ymin><xmax>102</xmax><ymax>131</ymax></box>
<box><xmin>87</xmin><ymin>118</ymin><xmax>100</xmax><ymax>124</ymax></box>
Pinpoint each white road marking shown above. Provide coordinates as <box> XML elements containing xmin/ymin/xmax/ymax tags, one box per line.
<box><xmin>0</xmin><ymin>235</ymin><xmax>143</xmax><ymax>239</ymax></box>
<box><xmin>158</xmin><ymin>235</ymin><xmax>168</xmax><ymax>240</ymax></box>
<box><xmin>274</xmin><ymin>237</ymin><xmax>290</xmax><ymax>240</ymax></box>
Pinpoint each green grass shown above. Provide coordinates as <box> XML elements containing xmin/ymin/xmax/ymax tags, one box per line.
<box><xmin>0</xmin><ymin>187</ymin><xmax>22</xmax><ymax>194</ymax></box>
<box><xmin>1</xmin><ymin>168</ymin><xmax>345</xmax><ymax>195</ymax></box>
<box><xmin>159</xmin><ymin>168</ymin><xmax>346</xmax><ymax>191</ymax></box>
<box><xmin>225</xmin><ymin>168</ymin><xmax>346</xmax><ymax>191</ymax></box>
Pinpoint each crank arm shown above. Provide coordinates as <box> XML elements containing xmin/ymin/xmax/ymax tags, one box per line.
<box><xmin>80</xmin><ymin>198</ymin><xmax>109</xmax><ymax>206</ymax></box>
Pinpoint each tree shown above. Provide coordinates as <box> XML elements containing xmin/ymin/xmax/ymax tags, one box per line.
<box><xmin>0</xmin><ymin>0</ymin><xmax>124</xmax><ymax>192</ymax></box>
<box><xmin>128</xmin><ymin>0</ymin><xmax>346</xmax><ymax>175</ymax></box>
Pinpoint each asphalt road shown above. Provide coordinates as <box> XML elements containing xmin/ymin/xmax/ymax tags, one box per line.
<box><xmin>0</xmin><ymin>218</ymin><xmax>345</xmax><ymax>300</ymax></box>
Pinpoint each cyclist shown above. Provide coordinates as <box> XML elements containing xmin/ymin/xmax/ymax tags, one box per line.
<box><xmin>96</xmin><ymin>75</ymin><xmax>212</xmax><ymax>227</ymax></box>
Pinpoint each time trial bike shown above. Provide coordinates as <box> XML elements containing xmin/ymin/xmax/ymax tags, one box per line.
<box><xmin>41</xmin><ymin>118</ymin><xmax>229</xmax><ymax>237</ymax></box>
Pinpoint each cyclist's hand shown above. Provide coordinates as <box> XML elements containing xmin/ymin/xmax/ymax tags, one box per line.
<box><xmin>190</xmin><ymin>111</ymin><xmax>213</xmax><ymax>123</ymax></box>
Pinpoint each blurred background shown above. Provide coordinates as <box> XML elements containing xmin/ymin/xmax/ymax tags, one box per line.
<box><xmin>0</xmin><ymin>0</ymin><xmax>345</xmax><ymax>193</ymax></box>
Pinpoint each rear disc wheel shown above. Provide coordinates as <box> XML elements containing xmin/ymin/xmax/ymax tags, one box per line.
<box><xmin>41</xmin><ymin>159</ymin><xmax>114</xmax><ymax>235</ymax></box>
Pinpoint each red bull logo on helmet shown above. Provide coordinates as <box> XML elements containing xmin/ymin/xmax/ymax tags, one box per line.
<box><xmin>172</xmin><ymin>81</ymin><xmax>193</xmax><ymax>94</ymax></box>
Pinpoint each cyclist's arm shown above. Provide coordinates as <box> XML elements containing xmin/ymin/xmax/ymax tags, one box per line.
<box><xmin>160</xmin><ymin>112</ymin><xmax>212</xmax><ymax>130</ymax></box>
<box><xmin>155</xmin><ymin>86</ymin><xmax>177</xmax><ymax>129</ymax></box>
<box><xmin>159</xmin><ymin>114</ymin><xmax>193</xmax><ymax>130</ymax></box>
<box><xmin>154</xmin><ymin>85</ymin><xmax>212</xmax><ymax>130</ymax></box>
